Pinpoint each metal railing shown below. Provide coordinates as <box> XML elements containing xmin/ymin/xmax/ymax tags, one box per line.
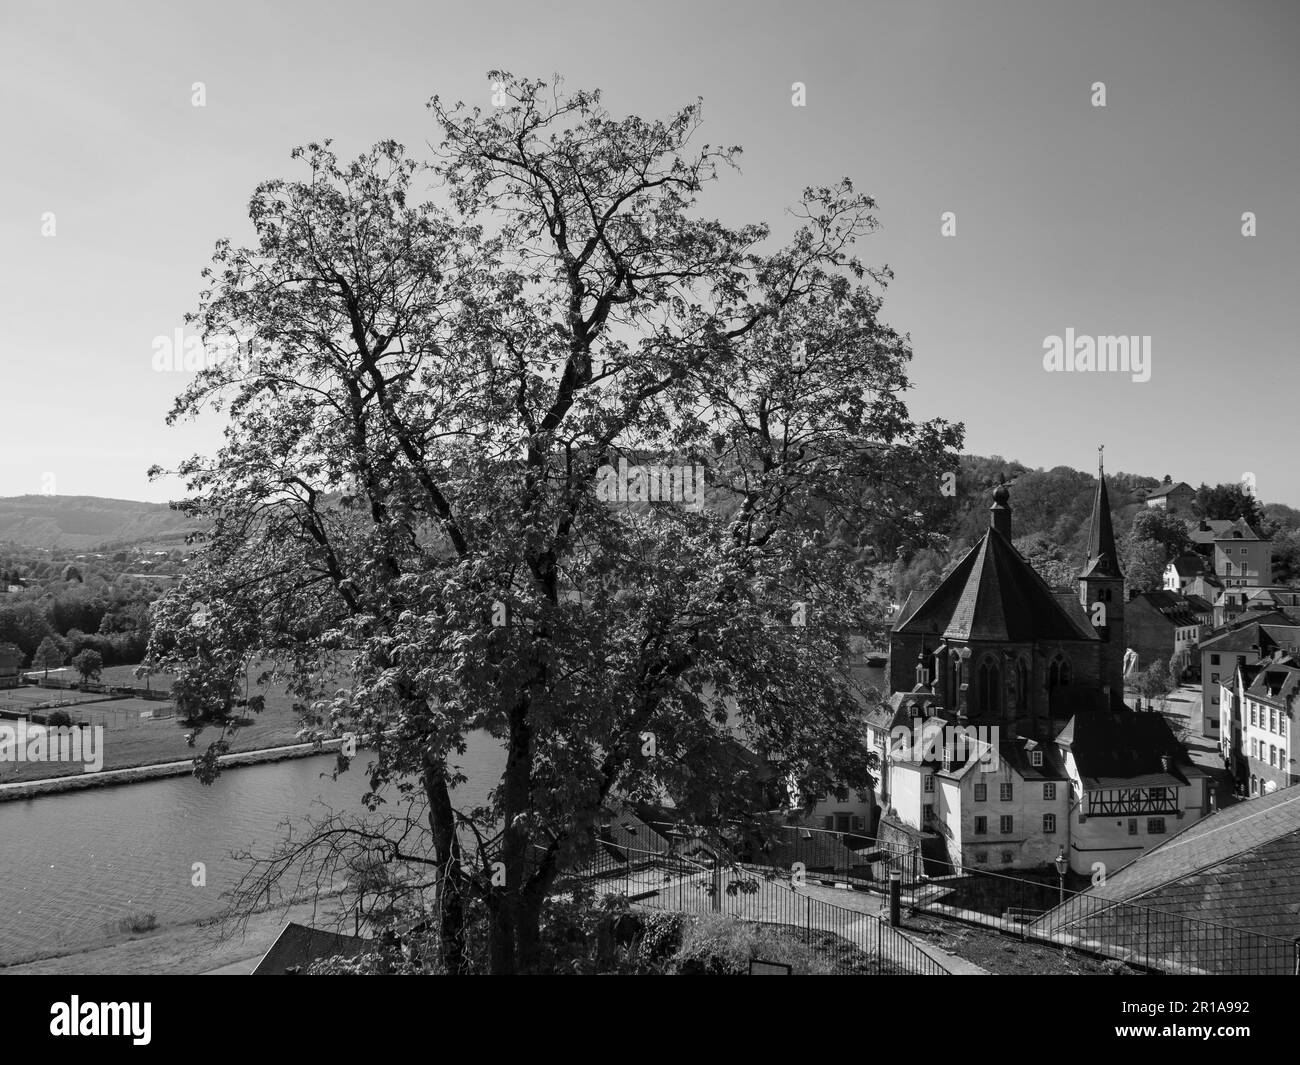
<box><xmin>880</xmin><ymin>855</ymin><xmax>1295</xmax><ymax>975</ymax></box>
<box><xmin>572</xmin><ymin>842</ymin><xmax>949</xmax><ymax>975</ymax></box>
<box><xmin>657</xmin><ymin>822</ymin><xmax>1295</xmax><ymax>975</ymax></box>
<box><xmin>638</xmin><ymin>820</ymin><xmax>923</xmax><ymax>887</ymax></box>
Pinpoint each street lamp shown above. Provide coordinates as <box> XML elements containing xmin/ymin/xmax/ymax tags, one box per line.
<box><xmin>1054</xmin><ymin>848</ymin><xmax>1068</xmax><ymax>905</ymax></box>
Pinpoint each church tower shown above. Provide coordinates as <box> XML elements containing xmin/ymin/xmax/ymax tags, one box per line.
<box><xmin>1078</xmin><ymin>447</ymin><xmax>1126</xmax><ymax>704</ymax></box>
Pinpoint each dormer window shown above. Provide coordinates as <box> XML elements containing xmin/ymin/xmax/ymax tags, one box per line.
<box><xmin>1031</xmin><ymin>749</ymin><xmax>1043</xmax><ymax>767</ymax></box>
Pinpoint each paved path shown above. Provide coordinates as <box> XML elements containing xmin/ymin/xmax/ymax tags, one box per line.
<box><xmin>599</xmin><ymin>863</ymin><xmax>987</xmax><ymax>973</ymax></box>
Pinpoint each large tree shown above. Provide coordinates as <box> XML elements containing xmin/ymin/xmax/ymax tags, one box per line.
<box><xmin>32</xmin><ymin>636</ymin><xmax>65</xmax><ymax>680</ymax></box>
<box><xmin>1193</xmin><ymin>481</ymin><xmax>1263</xmax><ymax>526</ymax></box>
<box><xmin>1122</xmin><ymin>508</ymin><xmax>1193</xmax><ymax>593</ymax></box>
<box><xmin>145</xmin><ymin>73</ymin><xmax>960</xmax><ymax>974</ymax></box>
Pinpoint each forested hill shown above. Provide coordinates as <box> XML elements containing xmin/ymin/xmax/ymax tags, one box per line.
<box><xmin>888</xmin><ymin>456</ymin><xmax>1300</xmax><ymax>602</ymax></box>
<box><xmin>0</xmin><ymin>496</ymin><xmax>199</xmax><ymax>550</ymax></box>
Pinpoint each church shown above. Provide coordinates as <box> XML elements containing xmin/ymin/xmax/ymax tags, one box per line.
<box><xmin>868</xmin><ymin>456</ymin><xmax>1211</xmax><ymax>876</ymax></box>
<box><xmin>889</xmin><ymin>461</ymin><xmax>1126</xmax><ymax>738</ymax></box>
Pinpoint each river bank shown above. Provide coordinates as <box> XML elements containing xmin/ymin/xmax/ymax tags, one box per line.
<box><xmin>0</xmin><ymin>893</ymin><xmax>351</xmax><ymax>976</ymax></box>
<box><xmin>0</xmin><ymin>736</ymin><xmax>347</xmax><ymax>802</ymax></box>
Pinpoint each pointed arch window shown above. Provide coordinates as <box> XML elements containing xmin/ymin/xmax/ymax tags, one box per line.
<box><xmin>978</xmin><ymin>657</ymin><xmax>1002</xmax><ymax>716</ymax></box>
<box><xmin>1049</xmin><ymin>656</ymin><xmax>1072</xmax><ymax>689</ymax></box>
<box><xmin>1016</xmin><ymin>658</ymin><xmax>1030</xmax><ymax>713</ymax></box>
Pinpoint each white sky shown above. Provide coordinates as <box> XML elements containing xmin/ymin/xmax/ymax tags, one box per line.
<box><xmin>2</xmin><ymin>0</ymin><xmax>1297</xmax><ymax>503</ymax></box>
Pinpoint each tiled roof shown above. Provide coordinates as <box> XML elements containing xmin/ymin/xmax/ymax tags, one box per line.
<box><xmin>996</xmin><ymin>737</ymin><xmax>1069</xmax><ymax>781</ymax></box>
<box><xmin>1056</xmin><ymin>710</ymin><xmax>1195</xmax><ymax>789</ymax></box>
<box><xmin>1168</xmin><ymin>554</ymin><xmax>1205</xmax><ymax>578</ymax></box>
<box><xmin>1130</xmin><ymin>590</ymin><xmax>1203</xmax><ymax>627</ymax></box>
<box><xmin>1213</xmin><ymin>517</ymin><xmax>1266</xmax><ymax>542</ymax></box>
<box><xmin>253</xmin><ymin>923</ymin><xmax>373</xmax><ymax>974</ymax></box>
<box><xmin>1202</xmin><ymin>618</ymin><xmax>1300</xmax><ymax>654</ymax></box>
<box><xmin>894</xmin><ymin>526</ymin><xmax>1096</xmax><ymax>642</ymax></box>
<box><xmin>1245</xmin><ymin>656</ymin><xmax>1300</xmax><ymax>704</ymax></box>
<box><xmin>1189</xmin><ymin>519</ymin><xmax>1233</xmax><ymax>545</ymax></box>
<box><xmin>1146</xmin><ymin>482</ymin><xmax>1192</xmax><ymax>500</ymax></box>
<box><xmin>1081</xmin><ymin>473</ymin><xmax>1122</xmax><ymax>579</ymax></box>
<box><xmin>889</xmin><ymin>593</ymin><xmax>916</xmax><ymax>628</ymax></box>
<box><xmin>1068</xmin><ymin>786</ymin><xmax>1300</xmax><ymax>943</ymax></box>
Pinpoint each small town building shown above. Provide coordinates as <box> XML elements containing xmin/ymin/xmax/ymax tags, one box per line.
<box><xmin>1199</xmin><ymin>614</ymin><xmax>1300</xmax><ymax>738</ymax></box>
<box><xmin>1125</xmin><ymin>590</ymin><xmax>1207</xmax><ymax>680</ymax></box>
<box><xmin>1144</xmin><ymin>480</ymin><xmax>1196</xmax><ymax>514</ymax></box>
<box><xmin>1219</xmin><ymin>651</ymin><xmax>1299</xmax><ymax>798</ymax></box>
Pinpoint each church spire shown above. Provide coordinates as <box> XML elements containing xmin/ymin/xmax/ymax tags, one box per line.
<box><xmin>1082</xmin><ymin>446</ymin><xmax>1122</xmax><ymax>579</ymax></box>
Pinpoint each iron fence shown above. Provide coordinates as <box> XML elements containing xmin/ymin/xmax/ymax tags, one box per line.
<box><xmin>573</xmin><ymin>843</ymin><xmax>949</xmax><ymax>975</ymax></box>
<box><xmin>879</xmin><ymin>855</ymin><xmax>1295</xmax><ymax>975</ymax></box>
<box><xmin>631</xmin><ymin>821</ymin><xmax>1295</xmax><ymax>975</ymax></box>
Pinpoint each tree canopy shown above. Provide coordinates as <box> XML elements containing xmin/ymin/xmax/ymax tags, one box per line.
<box><xmin>146</xmin><ymin>73</ymin><xmax>960</xmax><ymax>973</ymax></box>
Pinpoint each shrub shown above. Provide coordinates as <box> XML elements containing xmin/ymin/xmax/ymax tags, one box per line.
<box><xmin>118</xmin><ymin>911</ymin><xmax>158</xmax><ymax>935</ymax></box>
<box><xmin>669</xmin><ymin>912</ymin><xmax>838</xmax><ymax>975</ymax></box>
<box><xmin>46</xmin><ymin>710</ymin><xmax>72</xmax><ymax>727</ymax></box>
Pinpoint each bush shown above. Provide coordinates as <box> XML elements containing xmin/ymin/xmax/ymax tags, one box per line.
<box><xmin>46</xmin><ymin>710</ymin><xmax>72</xmax><ymax>727</ymax></box>
<box><xmin>669</xmin><ymin>912</ymin><xmax>837</xmax><ymax>975</ymax></box>
<box><xmin>117</xmin><ymin>911</ymin><xmax>158</xmax><ymax>935</ymax></box>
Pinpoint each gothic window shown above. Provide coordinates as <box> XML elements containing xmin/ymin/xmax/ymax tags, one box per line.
<box><xmin>1049</xmin><ymin>656</ymin><xmax>1071</xmax><ymax>689</ymax></box>
<box><xmin>1016</xmin><ymin>658</ymin><xmax>1030</xmax><ymax>713</ymax></box>
<box><xmin>978</xmin><ymin>657</ymin><xmax>1001</xmax><ymax>716</ymax></box>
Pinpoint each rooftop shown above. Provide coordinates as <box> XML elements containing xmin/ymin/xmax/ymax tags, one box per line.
<box><xmin>1066</xmin><ymin>785</ymin><xmax>1300</xmax><ymax>943</ymax></box>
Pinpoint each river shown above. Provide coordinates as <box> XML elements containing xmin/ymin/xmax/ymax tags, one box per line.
<box><xmin>0</xmin><ymin>733</ymin><xmax>505</xmax><ymax>965</ymax></box>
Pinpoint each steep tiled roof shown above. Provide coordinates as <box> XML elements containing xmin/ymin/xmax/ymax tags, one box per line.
<box><xmin>1214</xmin><ymin>517</ymin><xmax>1267</xmax><ymax>542</ymax></box>
<box><xmin>253</xmin><ymin>923</ymin><xmax>372</xmax><ymax>974</ymax></box>
<box><xmin>997</xmin><ymin>737</ymin><xmax>1069</xmax><ymax>782</ymax></box>
<box><xmin>1081</xmin><ymin>473</ymin><xmax>1122</xmax><ymax>579</ymax></box>
<box><xmin>889</xmin><ymin>593</ymin><xmax>916</xmax><ymax>629</ymax></box>
<box><xmin>1245</xmin><ymin>656</ymin><xmax>1300</xmax><ymax>704</ymax></box>
<box><xmin>1068</xmin><ymin>787</ymin><xmax>1300</xmax><ymax>943</ymax></box>
<box><xmin>894</xmin><ymin>527</ymin><xmax>1095</xmax><ymax>642</ymax></box>
<box><xmin>1056</xmin><ymin>710</ymin><xmax>1197</xmax><ymax>789</ymax></box>
<box><xmin>1168</xmin><ymin>554</ymin><xmax>1205</xmax><ymax>578</ymax></box>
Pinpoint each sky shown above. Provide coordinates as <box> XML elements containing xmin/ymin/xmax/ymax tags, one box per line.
<box><xmin>1</xmin><ymin>0</ymin><xmax>1297</xmax><ymax>505</ymax></box>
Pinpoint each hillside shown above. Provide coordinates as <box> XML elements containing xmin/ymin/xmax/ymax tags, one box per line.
<box><xmin>0</xmin><ymin>496</ymin><xmax>200</xmax><ymax>550</ymax></box>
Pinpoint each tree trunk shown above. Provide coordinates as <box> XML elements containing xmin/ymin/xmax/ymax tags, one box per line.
<box><xmin>423</xmin><ymin>754</ymin><xmax>470</xmax><ymax>974</ymax></box>
<box><xmin>492</xmin><ymin>696</ymin><xmax>534</xmax><ymax>974</ymax></box>
<box><xmin>517</xmin><ymin>880</ymin><xmax>547</xmax><ymax>973</ymax></box>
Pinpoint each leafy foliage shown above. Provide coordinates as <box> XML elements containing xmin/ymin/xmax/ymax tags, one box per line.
<box><xmin>71</xmin><ymin>648</ymin><xmax>103</xmax><ymax>684</ymax></box>
<box><xmin>145</xmin><ymin>72</ymin><xmax>959</xmax><ymax>973</ymax></box>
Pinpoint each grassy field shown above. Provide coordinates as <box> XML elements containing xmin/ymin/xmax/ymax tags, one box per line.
<box><xmin>0</xmin><ymin>661</ymin><xmax>325</xmax><ymax>785</ymax></box>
